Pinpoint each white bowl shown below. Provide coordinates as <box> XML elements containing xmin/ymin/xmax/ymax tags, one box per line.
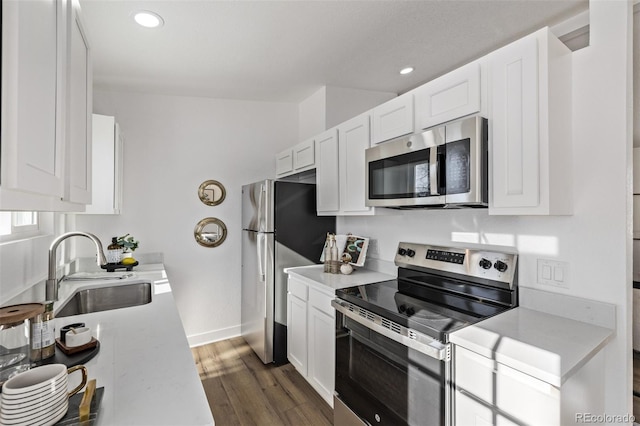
<box><xmin>65</xmin><ymin>327</ymin><xmax>92</xmax><ymax>347</ymax></box>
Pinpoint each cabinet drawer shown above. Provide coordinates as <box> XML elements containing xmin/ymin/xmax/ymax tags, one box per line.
<box><xmin>288</xmin><ymin>277</ymin><xmax>308</xmax><ymax>301</ymax></box>
<box><xmin>454</xmin><ymin>346</ymin><xmax>560</xmax><ymax>424</ymax></box>
<box><xmin>308</xmin><ymin>287</ymin><xmax>335</xmax><ymax>317</ymax></box>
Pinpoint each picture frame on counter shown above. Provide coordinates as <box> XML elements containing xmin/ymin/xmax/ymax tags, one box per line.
<box><xmin>320</xmin><ymin>234</ymin><xmax>369</xmax><ymax>267</ymax></box>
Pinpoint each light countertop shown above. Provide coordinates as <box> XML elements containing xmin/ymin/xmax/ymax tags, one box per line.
<box><xmin>449</xmin><ymin>307</ymin><xmax>614</xmax><ymax>387</ymax></box>
<box><xmin>284</xmin><ymin>264</ymin><xmax>395</xmax><ymax>292</ymax></box>
<box><xmin>45</xmin><ymin>264</ymin><xmax>214</xmax><ymax>426</ymax></box>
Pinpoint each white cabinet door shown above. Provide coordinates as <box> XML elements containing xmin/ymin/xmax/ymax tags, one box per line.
<box><xmin>315</xmin><ymin>129</ymin><xmax>340</xmax><ymax>214</ymax></box>
<box><xmin>293</xmin><ymin>139</ymin><xmax>315</xmax><ymax>172</ymax></box>
<box><xmin>488</xmin><ymin>28</ymin><xmax>572</xmax><ymax>215</ymax></box>
<box><xmin>287</xmin><ymin>276</ymin><xmax>309</xmax><ymax>376</ymax></box>
<box><xmin>371</xmin><ymin>93</ymin><xmax>414</xmax><ymax>144</ymax></box>
<box><xmin>275</xmin><ymin>149</ymin><xmax>294</xmax><ymax>177</ymax></box>
<box><xmin>82</xmin><ymin>115</ymin><xmax>123</xmax><ymax>214</ymax></box>
<box><xmin>1</xmin><ymin>0</ymin><xmax>64</xmax><ymax>199</ymax></box>
<box><xmin>287</xmin><ymin>293</ymin><xmax>308</xmax><ymax>376</ymax></box>
<box><xmin>307</xmin><ymin>304</ymin><xmax>335</xmax><ymax>406</ymax></box>
<box><xmin>454</xmin><ymin>345</ymin><xmax>560</xmax><ymax>425</ymax></box>
<box><xmin>489</xmin><ymin>34</ymin><xmax>540</xmax><ymax>210</ymax></box>
<box><xmin>338</xmin><ymin>114</ymin><xmax>372</xmax><ymax>214</ymax></box>
<box><xmin>66</xmin><ymin>0</ymin><xmax>92</xmax><ymax>204</ymax></box>
<box><xmin>415</xmin><ymin>61</ymin><xmax>482</xmax><ymax>130</ymax></box>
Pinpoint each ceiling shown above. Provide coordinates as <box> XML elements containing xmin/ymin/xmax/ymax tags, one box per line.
<box><xmin>79</xmin><ymin>0</ymin><xmax>588</xmax><ymax>103</ymax></box>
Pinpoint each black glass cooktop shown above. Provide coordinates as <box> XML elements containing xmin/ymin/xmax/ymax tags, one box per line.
<box><xmin>336</xmin><ymin>278</ymin><xmax>512</xmax><ymax>342</ymax></box>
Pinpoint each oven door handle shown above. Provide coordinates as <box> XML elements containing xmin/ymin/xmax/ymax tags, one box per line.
<box><xmin>332</xmin><ymin>299</ymin><xmax>450</xmax><ymax>361</ymax></box>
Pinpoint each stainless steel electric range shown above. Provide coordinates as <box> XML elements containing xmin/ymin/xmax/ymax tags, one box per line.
<box><xmin>332</xmin><ymin>242</ymin><xmax>518</xmax><ymax>426</ymax></box>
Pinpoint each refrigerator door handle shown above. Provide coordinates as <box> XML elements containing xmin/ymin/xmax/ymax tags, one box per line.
<box><xmin>257</xmin><ymin>233</ymin><xmax>266</xmax><ymax>282</ymax></box>
<box><xmin>258</xmin><ymin>183</ymin><xmax>265</xmax><ymax>231</ymax></box>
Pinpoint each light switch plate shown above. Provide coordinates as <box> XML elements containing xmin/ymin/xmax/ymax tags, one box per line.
<box><xmin>537</xmin><ymin>259</ymin><xmax>569</xmax><ymax>288</ymax></box>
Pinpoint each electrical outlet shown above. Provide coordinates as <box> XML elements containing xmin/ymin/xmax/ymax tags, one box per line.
<box><xmin>367</xmin><ymin>239</ymin><xmax>379</xmax><ymax>256</ymax></box>
<box><xmin>537</xmin><ymin>259</ymin><xmax>569</xmax><ymax>288</ymax></box>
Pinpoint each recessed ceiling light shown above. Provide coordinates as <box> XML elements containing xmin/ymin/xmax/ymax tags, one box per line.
<box><xmin>400</xmin><ymin>67</ymin><xmax>414</xmax><ymax>75</ymax></box>
<box><xmin>134</xmin><ymin>11</ymin><xmax>164</xmax><ymax>28</ymax></box>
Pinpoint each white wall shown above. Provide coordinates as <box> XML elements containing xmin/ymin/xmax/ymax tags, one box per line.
<box><xmin>298</xmin><ymin>85</ymin><xmax>396</xmax><ymax>140</ymax></box>
<box><xmin>339</xmin><ymin>0</ymin><xmax>634</xmax><ymax>416</ymax></box>
<box><xmin>74</xmin><ymin>90</ymin><xmax>298</xmax><ymax>345</ymax></box>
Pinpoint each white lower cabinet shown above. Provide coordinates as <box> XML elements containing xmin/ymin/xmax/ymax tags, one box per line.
<box><xmin>286</xmin><ymin>275</ymin><xmax>335</xmax><ymax>407</ymax></box>
<box><xmin>453</xmin><ymin>345</ymin><xmax>604</xmax><ymax>426</ymax></box>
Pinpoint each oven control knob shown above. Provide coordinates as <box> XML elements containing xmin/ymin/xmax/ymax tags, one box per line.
<box><xmin>398</xmin><ymin>304</ymin><xmax>407</xmax><ymax>313</ymax></box>
<box><xmin>479</xmin><ymin>258</ymin><xmax>492</xmax><ymax>269</ymax></box>
<box><xmin>494</xmin><ymin>260</ymin><xmax>509</xmax><ymax>273</ymax></box>
<box><xmin>398</xmin><ymin>248</ymin><xmax>407</xmax><ymax>256</ymax></box>
<box><xmin>406</xmin><ymin>249</ymin><xmax>416</xmax><ymax>258</ymax></box>
<box><xmin>405</xmin><ymin>307</ymin><xmax>415</xmax><ymax>316</ymax></box>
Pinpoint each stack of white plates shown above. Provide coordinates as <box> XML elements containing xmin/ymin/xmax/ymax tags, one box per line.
<box><xmin>0</xmin><ymin>364</ymin><xmax>70</xmax><ymax>426</ymax></box>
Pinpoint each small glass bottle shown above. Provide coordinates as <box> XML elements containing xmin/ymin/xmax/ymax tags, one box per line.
<box><xmin>323</xmin><ymin>233</ymin><xmax>331</xmax><ymax>273</ymax></box>
<box><xmin>107</xmin><ymin>237</ymin><xmax>123</xmax><ymax>264</ymax></box>
<box><xmin>329</xmin><ymin>234</ymin><xmax>339</xmax><ymax>274</ymax></box>
<box><xmin>40</xmin><ymin>301</ymin><xmax>55</xmax><ymax>359</ymax></box>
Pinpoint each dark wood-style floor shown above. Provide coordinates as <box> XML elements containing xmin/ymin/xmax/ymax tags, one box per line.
<box><xmin>191</xmin><ymin>337</ymin><xmax>333</xmax><ymax>426</ymax></box>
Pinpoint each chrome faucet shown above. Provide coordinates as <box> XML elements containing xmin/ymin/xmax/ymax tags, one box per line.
<box><xmin>45</xmin><ymin>231</ymin><xmax>108</xmax><ymax>301</ymax></box>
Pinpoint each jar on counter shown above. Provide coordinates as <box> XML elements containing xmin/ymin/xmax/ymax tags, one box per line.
<box><xmin>0</xmin><ymin>303</ymin><xmax>45</xmax><ymax>382</ymax></box>
<box><xmin>107</xmin><ymin>237</ymin><xmax>123</xmax><ymax>264</ymax></box>
<box><xmin>31</xmin><ymin>301</ymin><xmax>55</xmax><ymax>361</ymax></box>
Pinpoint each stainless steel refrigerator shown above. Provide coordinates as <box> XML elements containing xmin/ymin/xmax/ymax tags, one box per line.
<box><xmin>241</xmin><ymin>179</ymin><xmax>335</xmax><ymax>364</ymax></box>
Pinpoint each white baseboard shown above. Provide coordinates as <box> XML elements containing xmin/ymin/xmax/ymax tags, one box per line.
<box><xmin>187</xmin><ymin>325</ymin><xmax>241</xmax><ymax>348</ymax></box>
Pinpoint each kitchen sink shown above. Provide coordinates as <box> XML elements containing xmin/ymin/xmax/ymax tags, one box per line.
<box><xmin>56</xmin><ymin>282</ymin><xmax>152</xmax><ymax>317</ymax></box>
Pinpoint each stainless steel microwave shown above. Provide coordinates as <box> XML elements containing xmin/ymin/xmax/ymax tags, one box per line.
<box><xmin>365</xmin><ymin>116</ymin><xmax>488</xmax><ymax>209</ymax></box>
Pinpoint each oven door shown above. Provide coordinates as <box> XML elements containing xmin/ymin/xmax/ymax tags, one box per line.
<box><xmin>443</xmin><ymin>116</ymin><xmax>488</xmax><ymax>206</ymax></box>
<box><xmin>333</xmin><ymin>300</ymin><xmax>451</xmax><ymax>426</ymax></box>
<box><xmin>366</xmin><ymin>127</ymin><xmax>446</xmax><ymax>207</ymax></box>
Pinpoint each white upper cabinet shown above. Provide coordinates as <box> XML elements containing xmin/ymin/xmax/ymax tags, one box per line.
<box><xmin>315</xmin><ymin>114</ymin><xmax>381</xmax><ymax>216</ymax></box>
<box><xmin>415</xmin><ymin>61</ymin><xmax>483</xmax><ymax>130</ymax></box>
<box><xmin>371</xmin><ymin>92</ymin><xmax>414</xmax><ymax>144</ymax></box>
<box><xmin>275</xmin><ymin>138</ymin><xmax>315</xmax><ymax>178</ymax></box>
<box><xmin>1</xmin><ymin>0</ymin><xmax>64</xmax><ymax>200</ymax></box>
<box><xmin>338</xmin><ymin>114</ymin><xmax>374</xmax><ymax>214</ymax></box>
<box><xmin>275</xmin><ymin>149</ymin><xmax>294</xmax><ymax>177</ymax></box>
<box><xmin>315</xmin><ymin>128</ymin><xmax>340</xmax><ymax>214</ymax></box>
<box><xmin>81</xmin><ymin>115</ymin><xmax>123</xmax><ymax>215</ymax></box>
<box><xmin>488</xmin><ymin>27</ymin><xmax>572</xmax><ymax>215</ymax></box>
<box><xmin>66</xmin><ymin>0</ymin><xmax>92</xmax><ymax>204</ymax></box>
<box><xmin>0</xmin><ymin>0</ymin><xmax>92</xmax><ymax>211</ymax></box>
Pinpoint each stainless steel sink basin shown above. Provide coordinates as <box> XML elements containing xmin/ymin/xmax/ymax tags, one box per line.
<box><xmin>56</xmin><ymin>282</ymin><xmax>152</xmax><ymax>317</ymax></box>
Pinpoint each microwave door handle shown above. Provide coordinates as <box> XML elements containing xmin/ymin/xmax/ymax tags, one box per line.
<box><xmin>429</xmin><ymin>148</ymin><xmax>439</xmax><ymax>195</ymax></box>
<box><xmin>437</xmin><ymin>150</ymin><xmax>446</xmax><ymax>195</ymax></box>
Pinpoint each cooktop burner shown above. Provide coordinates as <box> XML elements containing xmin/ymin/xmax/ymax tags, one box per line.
<box><xmin>335</xmin><ymin>242</ymin><xmax>518</xmax><ymax>342</ymax></box>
